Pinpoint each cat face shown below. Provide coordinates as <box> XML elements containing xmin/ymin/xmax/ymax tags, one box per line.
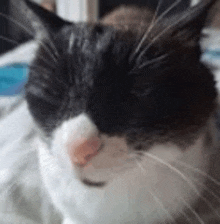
<box><xmin>25</xmin><ymin>0</ymin><xmax>216</xmax><ymax>140</ymax></box>
<box><xmin>24</xmin><ymin>0</ymin><xmax>216</xmax><ymax>194</ymax></box>
<box><xmin>22</xmin><ymin>1</ymin><xmax>219</xmax><ymax>222</ymax></box>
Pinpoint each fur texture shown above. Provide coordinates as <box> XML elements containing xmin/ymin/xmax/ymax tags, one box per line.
<box><xmin>0</xmin><ymin>0</ymin><xmax>220</xmax><ymax>223</ymax></box>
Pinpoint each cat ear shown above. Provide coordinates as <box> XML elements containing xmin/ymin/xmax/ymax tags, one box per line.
<box><xmin>166</xmin><ymin>0</ymin><xmax>216</xmax><ymax>46</ymax></box>
<box><xmin>24</xmin><ymin>0</ymin><xmax>71</xmax><ymax>35</ymax></box>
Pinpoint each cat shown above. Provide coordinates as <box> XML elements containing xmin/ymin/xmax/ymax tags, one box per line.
<box><xmin>0</xmin><ymin>0</ymin><xmax>220</xmax><ymax>223</ymax></box>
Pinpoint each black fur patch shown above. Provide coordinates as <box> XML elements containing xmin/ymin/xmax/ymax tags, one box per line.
<box><xmin>25</xmin><ymin>0</ymin><xmax>217</xmax><ymax>146</ymax></box>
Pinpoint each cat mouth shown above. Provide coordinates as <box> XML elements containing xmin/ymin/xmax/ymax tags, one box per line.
<box><xmin>82</xmin><ymin>178</ymin><xmax>106</xmax><ymax>188</ymax></box>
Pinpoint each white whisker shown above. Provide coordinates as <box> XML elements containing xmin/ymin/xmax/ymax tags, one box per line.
<box><xmin>36</xmin><ymin>43</ymin><xmax>58</xmax><ymax>64</ymax></box>
<box><xmin>130</xmin><ymin>0</ymin><xmax>163</xmax><ymax>59</ymax></box>
<box><xmin>0</xmin><ymin>35</ymin><xmax>19</xmax><ymax>45</ymax></box>
<box><xmin>0</xmin><ymin>13</ymin><xmax>34</xmax><ymax>39</ymax></box>
<box><xmin>180</xmin><ymin>196</ymin><xmax>205</xmax><ymax>224</ymax></box>
<box><xmin>29</xmin><ymin>70</ymin><xmax>68</xmax><ymax>88</ymax></box>
<box><xmin>131</xmin><ymin>0</ymin><xmax>181</xmax><ymax>62</ymax></box>
<box><xmin>27</xmin><ymin>54</ymin><xmax>55</xmax><ymax>68</ymax></box>
<box><xmin>148</xmin><ymin>191</ymin><xmax>174</xmax><ymax>224</ymax></box>
<box><xmin>193</xmin><ymin>179</ymin><xmax>220</xmax><ymax>206</ymax></box>
<box><xmin>175</xmin><ymin>160</ymin><xmax>220</xmax><ymax>187</ymax></box>
<box><xmin>133</xmin><ymin>53</ymin><xmax>168</xmax><ymax>71</ymax></box>
<box><xmin>150</xmin><ymin>0</ymin><xmax>181</xmax><ymax>30</ymax></box>
<box><xmin>174</xmin><ymin>161</ymin><xmax>220</xmax><ymax>206</ymax></box>
<box><xmin>137</xmin><ymin>4</ymin><xmax>197</xmax><ymax>61</ymax></box>
<box><xmin>0</xmin><ymin>13</ymin><xmax>58</xmax><ymax>63</ymax></box>
<box><xmin>10</xmin><ymin>0</ymin><xmax>60</xmax><ymax>60</ymax></box>
<box><xmin>177</xmin><ymin>209</ymin><xmax>194</xmax><ymax>224</ymax></box>
<box><xmin>145</xmin><ymin>152</ymin><xmax>220</xmax><ymax>220</ymax></box>
<box><xmin>135</xmin><ymin>159</ymin><xmax>176</xmax><ymax>223</ymax></box>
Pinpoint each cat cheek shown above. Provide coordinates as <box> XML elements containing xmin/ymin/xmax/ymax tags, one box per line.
<box><xmin>67</xmin><ymin>136</ymin><xmax>102</xmax><ymax>167</ymax></box>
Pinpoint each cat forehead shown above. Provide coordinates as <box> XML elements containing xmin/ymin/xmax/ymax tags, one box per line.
<box><xmin>53</xmin><ymin>22</ymin><xmax>190</xmax><ymax>66</ymax></box>
<box><xmin>58</xmin><ymin>23</ymin><xmax>124</xmax><ymax>50</ymax></box>
<box><xmin>48</xmin><ymin>23</ymin><xmax>136</xmax><ymax>72</ymax></box>
<box><xmin>59</xmin><ymin>22</ymin><xmax>164</xmax><ymax>49</ymax></box>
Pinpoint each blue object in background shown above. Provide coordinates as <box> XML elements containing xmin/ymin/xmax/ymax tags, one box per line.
<box><xmin>0</xmin><ymin>64</ymin><xmax>28</xmax><ymax>96</ymax></box>
<box><xmin>202</xmin><ymin>48</ymin><xmax>220</xmax><ymax>62</ymax></box>
<box><xmin>0</xmin><ymin>49</ymin><xmax>220</xmax><ymax>96</ymax></box>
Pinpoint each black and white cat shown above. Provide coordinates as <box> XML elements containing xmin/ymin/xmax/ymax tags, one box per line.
<box><xmin>0</xmin><ymin>0</ymin><xmax>220</xmax><ymax>223</ymax></box>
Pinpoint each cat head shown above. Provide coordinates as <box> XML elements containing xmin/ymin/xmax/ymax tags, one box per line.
<box><xmin>24</xmin><ymin>0</ymin><xmax>217</xmax><ymax>184</ymax></box>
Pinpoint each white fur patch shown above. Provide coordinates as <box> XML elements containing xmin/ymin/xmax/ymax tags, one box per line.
<box><xmin>38</xmin><ymin>113</ymin><xmax>213</xmax><ymax>224</ymax></box>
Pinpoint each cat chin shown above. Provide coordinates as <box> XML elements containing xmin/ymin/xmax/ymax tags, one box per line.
<box><xmin>37</xmin><ymin>129</ymin><xmax>210</xmax><ymax>224</ymax></box>
<box><xmin>36</xmin><ymin>112</ymin><xmax>216</xmax><ymax>223</ymax></box>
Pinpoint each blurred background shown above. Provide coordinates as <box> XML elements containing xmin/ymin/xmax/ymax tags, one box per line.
<box><xmin>0</xmin><ymin>0</ymin><xmax>220</xmax><ymax>95</ymax></box>
<box><xmin>0</xmin><ymin>0</ymin><xmax>192</xmax><ymax>55</ymax></box>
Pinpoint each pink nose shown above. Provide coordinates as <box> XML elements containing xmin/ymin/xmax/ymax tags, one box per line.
<box><xmin>68</xmin><ymin>136</ymin><xmax>102</xmax><ymax>167</ymax></box>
